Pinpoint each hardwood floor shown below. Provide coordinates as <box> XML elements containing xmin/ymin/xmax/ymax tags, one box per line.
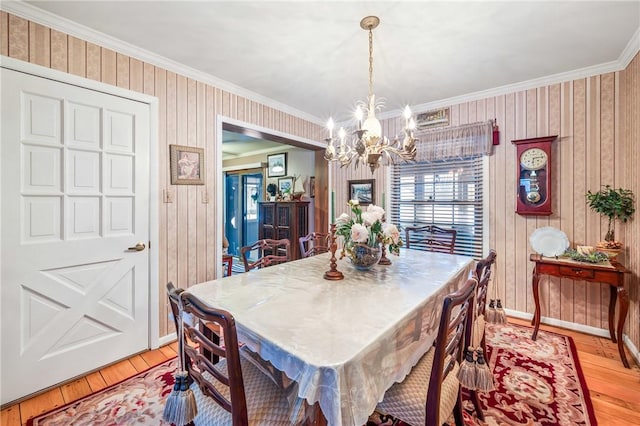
<box><xmin>0</xmin><ymin>342</ymin><xmax>178</xmax><ymax>426</ymax></box>
<box><xmin>1</xmin><ymin>321</ymin><xmax>639</xmax><ymax>425</ymax></box>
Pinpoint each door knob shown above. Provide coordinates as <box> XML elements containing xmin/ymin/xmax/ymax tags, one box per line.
<box><xmin>128</xmin><ymin>242</ymin><xmax>146</xmax><ymax>252</ymax></box>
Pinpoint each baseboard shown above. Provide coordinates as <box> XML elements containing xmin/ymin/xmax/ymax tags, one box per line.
<box><xmin>623</xmin><ymin>335</ymin><xmax>640</xmax><ymax>367</ymax></box>
<box><xmin>505</xmin><ymin>308</ymin><xmax>640</xmax><ymax>366</ymax></box>
<box><xmin>158</xmin><ymin>332</ymin><xmax>177</xmax><ymax>347</ymax></box>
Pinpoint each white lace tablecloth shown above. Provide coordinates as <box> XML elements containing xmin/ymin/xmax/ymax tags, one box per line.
<box><xmin>186</xmin><ymin>249</ymin><xmax>474</xmax><ymax>426</ymax></box>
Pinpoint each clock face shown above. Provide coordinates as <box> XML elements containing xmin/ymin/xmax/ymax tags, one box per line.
<box><xmin>520</xmin><ymin>148</ymin><xmax>548</xmax><ymax>170</ymax></box>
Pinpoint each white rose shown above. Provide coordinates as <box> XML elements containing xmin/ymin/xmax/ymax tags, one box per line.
<box><xmin>351</xmin><ymin>223</ymin><xmax>369</xmax><ymax>243</ymax></box>
<box><xmin>383</xmin><ymin>223</ymin><xmax>400</xmax><ymax>244</ymax></box>
<box><xmin>335</xmin><ymin>213</ymin><xmax>350</xmax><ymax>226</ymax></box>
<box><xmin>349</xmin><ymin>199</ymin><xmax>360</xmax><ymax>206</ymax></box>
<box><xmin>361</xmin><ymin>212</ymin><xmax>378</xmax><ymax>226</ymax></box>
<box><xmin>367</xmin><ymin>204</ymin><xmax>385</xmax><ymax>222</ymax></box>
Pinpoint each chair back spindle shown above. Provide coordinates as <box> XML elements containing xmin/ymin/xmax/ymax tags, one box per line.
<box><xmin>299</xmin><ymin>232</ymin><xmax>330</xmax><ymax>258</ymax></box>
<box><xmin>405</xmin><ymin>225</ymin><xmax>457</xmax><ymax>254</ymax></box>
<box><xmin>475</xmin><ymin>249</ymin><xmax>497</xmax><ymax>319</ymax></box>
<box><xmin>241</xmin><ymin>238</ymin><xmax>290</xmax><ymax>272</ymax></box>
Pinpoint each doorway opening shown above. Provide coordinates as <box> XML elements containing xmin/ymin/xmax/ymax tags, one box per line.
<box><xmin>224</xmin><ymin>169</ymin><xmax>263</xmax><ymax>258</ymax></box>
<box><xmin>220</xmin><ymin>120</ymin><xmax>328</xmax><ymax>277</ymax></box>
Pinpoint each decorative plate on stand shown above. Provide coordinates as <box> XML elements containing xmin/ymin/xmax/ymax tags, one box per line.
<box><xmin>530</xmin><ymin>227</ymin><xmax>570</xmax><ymax>257</ymax></box>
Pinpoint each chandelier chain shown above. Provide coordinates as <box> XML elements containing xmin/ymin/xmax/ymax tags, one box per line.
<box><xmin>368</xmin><ymin>27</ymin><xmax>374</xmax><ymax>99</ymax></box>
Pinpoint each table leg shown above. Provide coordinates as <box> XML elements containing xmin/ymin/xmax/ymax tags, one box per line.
<box><xmin>302</xmin><ymin>402</ymin><xmax>327</xmax><ymax>425</ymax></box>
<box><xmin>608</xmin><ymin>284</ymin><xmax>617</xmax><ymax>342</ymax></box>
<box><xmin>616</xmin><ymin>287</ymin><xmax>630</xmax><ymax>369</ymax></box>
<box><xmin>531</xmin><ymin>268</ymin><xmax>541</xmax><ymax>340</ymax></box>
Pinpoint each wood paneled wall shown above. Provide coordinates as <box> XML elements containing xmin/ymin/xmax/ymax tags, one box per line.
<box><xmin>1</xmin><ymin>12</ymin><xmax>638</xmax><ymax>355</ymax></box>
<box><xmin>0</xmin><ymin>12</ymin><xmax>324</xmax><ymax>338</ymax></box>
<box><xmin>621</xmin><ymin>53</ymin><xmax>639</xmax><ymax>353</ymax></box>
<box><xmin>332</xmin><ymin>56</ymin><xmax>640</xmax><ymax>356</ymax></box>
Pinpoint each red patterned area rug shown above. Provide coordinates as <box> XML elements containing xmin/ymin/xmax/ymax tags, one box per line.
<box><xmin>28</xmin><ymin>323</ymin><xmax>595</xmax><ymax>426</ymax></box>
<box><xmin>367</xmin><ymin>322</ymin><xmax>597</xmax><ymax>426</ymax></box>
<box><xmin>27</xmin><ymin>359</ymin><xmax>176</xmax><ymax>426</ymax></box>
<box><xmin>470</xmin><ymin>322</ymin><xmax>597</xmax><ymax>426</ymax></box>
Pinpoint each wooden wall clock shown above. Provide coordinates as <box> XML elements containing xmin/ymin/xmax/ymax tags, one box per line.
<box><xmin>512</xmin><ymin>136</ymin><xmax>557</xmax><ymax>215</ymax></box>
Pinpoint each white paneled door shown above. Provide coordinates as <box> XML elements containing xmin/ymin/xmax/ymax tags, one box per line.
<box><xmin>1</xmin><ymin>68</ymin><xmax>150</xmax><ymax>405</ymax></box>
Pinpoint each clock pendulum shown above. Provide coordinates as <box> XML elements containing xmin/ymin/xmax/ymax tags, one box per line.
<box><xmin>526</xmin><ymin>171</ymin><xmax>541</xmax><ymax>203</ymax></box>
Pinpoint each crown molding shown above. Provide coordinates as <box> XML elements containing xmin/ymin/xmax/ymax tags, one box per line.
<box><xmin>380</xmin><ymin>56</ymin><xmax>632</xmax><ymax>120</ymax></box>
<box><xmin>3</xmin><ymin>1</ymin><xmax>638</xmax><ymax>126</ymax></box>
<box><xmin>0</xmin><ymin>0</ymin><xmax>325</xmax><ymax>126</ymax></box>
<box><xmin>619</xmin><ymin>25</ymin><xmax>640</xmax><ymax>69</ymax></box>
<box><xmin>379</xmin><ymin>23</ymin><xmax>640</xmax><ymax>120</ymax></box>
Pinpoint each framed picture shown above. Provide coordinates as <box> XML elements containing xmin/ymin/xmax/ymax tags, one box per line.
<box><xmin>348</xmin><ymin>179</ymin><xmax>374</xmax><ymax>205</ymax></box>
<box><xmin>267</xmin><ymin>153</ymin><xmax>287</xmax><ymax>178</ymax></box>
<box><xmin>170</xmin><ymin>144</ymin><xmax>204</xmax><ymax>185</ymax></box>
<box><xmin>278</xmin><ymin>177</ymin><xmax>294</xmax><ymax>194</ymax></box>
<box><xmin>415</xmin><ymin>107</ymin><xmax>450</xmax><ymax>129</ymax></box>
<box><xmin>309</xmin><ymin>176</ymin><xmax>316</xmax><ymax>198</ymax></box>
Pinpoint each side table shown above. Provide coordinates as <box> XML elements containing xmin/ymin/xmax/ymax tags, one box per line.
<box><xmin>529</xmin><ymin>254</ymin><xmax>630</xmax><ymax>368</ymax></box>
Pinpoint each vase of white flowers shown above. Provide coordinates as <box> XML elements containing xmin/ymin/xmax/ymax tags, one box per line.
<box><xmin>335</xmin><ymin>200</ymin><xmax>402</xmax><ymax>270</ymax></box>
<box><xmin>349</xmin><ymin>243</ymin><xmax>382</xmax><ymax>270</ymax></box>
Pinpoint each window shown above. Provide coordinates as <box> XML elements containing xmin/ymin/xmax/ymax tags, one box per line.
<box><xmin>389</xmin><ymin>155</ymin><xmax>485</xmax><ymax>258</ymax></box>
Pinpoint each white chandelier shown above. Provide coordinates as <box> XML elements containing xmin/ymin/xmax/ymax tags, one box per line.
<box><xmin>324</xmin><ymin>16</ymin><xmax>417</xmax><ymax>173</ymax></box>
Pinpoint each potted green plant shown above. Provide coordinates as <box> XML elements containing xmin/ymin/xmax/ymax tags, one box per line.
<box><xmin>585</xmin><ymin>185</ymin><xmax>635</xmax><ymax>249</ymax></box>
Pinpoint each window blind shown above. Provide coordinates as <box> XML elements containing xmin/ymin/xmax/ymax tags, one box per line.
<box><xmin>390</xmin><ymin>155</ymin><xmax>484</xmax><ymax>258</ymax></box>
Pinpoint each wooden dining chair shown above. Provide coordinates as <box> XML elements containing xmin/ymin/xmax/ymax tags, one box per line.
<box><xmin>468</xmin><ymin>249</ymin><xmax>497</xmax><ymax>420</ymax></box>
<box><xmin>240</xmin><ymin>238</ymin><xmax>290</xmax><ymax>272</ymax></box>
<box><xmin>298</xmin><ymin>232</ymin><xmax>330</xmax><ymax>258</ymax></box>
<box><xmin>404</xmin><ymin>225</ymin><xmax>457</xmax><ymax>254</ymax></box>
<box><xmin>376</xmin><ymin>276</ymin><xmax>477</xmax><ymax>426</ymax></box>
<box><xmin>473</xmin><ymin>249</ymin><xmax>497</xmax><ymax>356</ymax></box>
<box><xmin>222</xmin><ymin>254</ymin><xmax>233</xmax><ymax>277</ymax></box>
<box><xmin>166</xmin><ymin>283</ymin><xmax>298</xmax><ymax>425</ymax></box>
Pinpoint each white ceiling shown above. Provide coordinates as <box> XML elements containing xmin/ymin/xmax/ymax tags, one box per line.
<box><xmin>20</xmin><ymin>1</ymin><xmax>640</xmax><ymax>125</ymax></box>
<box><xmin>221</xmin><ymin>130</ymin><xmax>287</xmax><ymax>160</ymax></box>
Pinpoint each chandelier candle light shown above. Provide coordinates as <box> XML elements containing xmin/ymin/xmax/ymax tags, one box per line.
<box><xmin>324</xmin><ymin>16</ymin><xmax>417</xmax><ymax>173</ymax></box>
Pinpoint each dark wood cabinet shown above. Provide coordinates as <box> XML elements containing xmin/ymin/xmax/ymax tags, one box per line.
<box><xmin>258</xmin><ymin>201</ymin><xmax>309</xmax><ymax>260</ymax></box>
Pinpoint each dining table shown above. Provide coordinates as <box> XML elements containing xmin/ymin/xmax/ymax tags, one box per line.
<box><xmin>186</xmin><ymin>249</ymin><xmax>475</xmax><ymax>426</ymax></box>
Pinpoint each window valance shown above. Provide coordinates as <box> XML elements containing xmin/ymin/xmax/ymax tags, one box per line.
<box><xmin>414</xmin><ymin>120</ymin><xmax>495</xmax><ymax>161</ymax></box>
